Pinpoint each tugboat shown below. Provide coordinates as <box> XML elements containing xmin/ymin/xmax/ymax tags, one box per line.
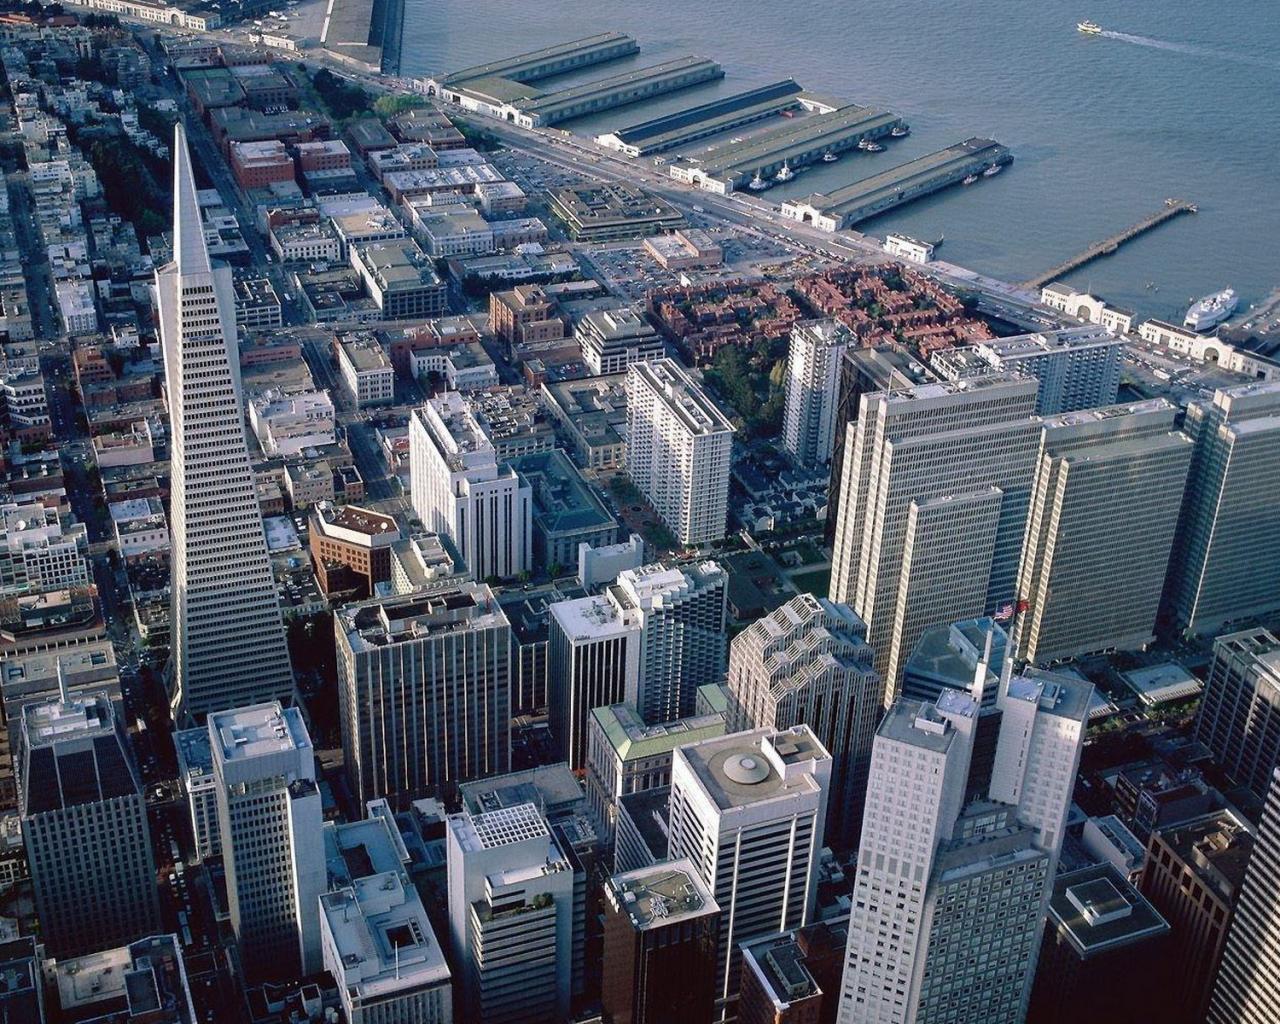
<box><xmin>963</xmin><ymin>173</ymin><xmax>980</xmax><ymax>185</ymax></box>
<box><xmin>891</xmin><ymin>123</ymin><xmax>910</xmax><ymax>138</ymax></box>
<box><xmin>982</xmin><ymin>163</ymin><xmax>1003</xmax><ymax>177</ymax></box>
<box><xmin>774</xmin><ymin>161</ymin><xmax>795</xmax><ymax>183</ymax></box>
<box><xmin>1077</xmin><ymin>19</ymin><xmax>1103</xmax><ymax>34</ymax></box>
<box><xmin>822</xmin><ymin>150</ymin><xmax>838</xmax><ymax>163</ymax></box>
<box><xmin>865</xmin><ymin>141</ymin><xmax>885</xmax><ymax>153</ymax></box>
<box><xmin>748</xmin><ymin>169</ymin><xmax>769</xmax><ymax>191</ymax></box>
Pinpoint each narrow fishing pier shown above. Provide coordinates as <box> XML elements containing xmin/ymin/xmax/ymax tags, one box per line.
<box><xmin>1024</xmin><ymin>198</ymin><xmax>1197</xmax><ymax>289</ymax></box>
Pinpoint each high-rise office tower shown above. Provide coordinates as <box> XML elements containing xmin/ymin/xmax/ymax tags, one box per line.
<box><xmin>1016</xmin><ymin>399</ymin><xmax>1193</xmax><ymax>665</ymax></box>
<box><xmin>409</xmin><ymin>391</ymin><xmax>531</xmax><ymax>580</ymax></box>
<box><xmin>210</xmin><ymin>702</ymin><xmax>325</xmax><ymax>981</ymax></box>
<box><xmin>159</xmin><ymin>125</ymin><xmax>293</xmax><ymax>722</ymax></box>
<box><xmin>335</xmin><ymin>584</ymin><xmax>512</xmax><ymax>807</ymax></box>
<box><xmin>615</xmin><ymin>561</ymin><xmax>728</xmax><ymax>723</ymax></box>
<box><xmin>446</xmin><ymin>801</ymin><xmax>576</xmax><ymax>1024</ymax></box>
<box><xmin>1165</xmin><ymin>381</ymin><xmax>1280</xmax><ymax>636</ymax></box>
<box><xmin>601</xmin><ymin>858</ymin><xmax>721</xmax><ymax>1024</ymax></box>
<box><xmin>902</xmin><ymin>616</ymin><xmax>1006</xmax><ymax>708</ymax></box>
<box><xmin>547</xmin><ymin>588</ymin><xmax>642</xmax><ymax>770</ymax></box>
<box><xmin>1207</xmin><ymin>767</ymin><xmax>1280</xmax><ymax>1024</ymax></box>
<box><xmin>626</xmin><ymin>359</ymin><xmax>735</xmax><ymax>546</ymax></box>
<box><xmin>1193</xmin><ymin>627</ymin><xmax>1280</xmax><ymax>803</ymax></box>
<box><xmin>825</xmin><ymin>347</ymin><xmax>933</xmax><ymax>546</ymax></box>
<box><xmin>1139</xmin><ymin>810</ymin><xmax>1254</xmax><ymax>1024</ymax></box>
<box><xmin>836</xmin><ymin>665</ymin><xmax>1091</xmax><ymax>1024</ymax></box>
<box><xmin>726</xmin><ymin>593</ymin><xmax>883</xmax><ymax>847</ymax></box>
<box><xmin>782</xmin><ymin>320</ymin><xmax>851</xmax><ymax>467</ymax></box>
<box><xmin>667</xmin><ymin>726</ymin><xmax>831</xmax><ymax>1018</ymax></box>
<box><xmin>829</xmin><ymin>375</ymin><xmax>1041</xmax><ymax>689</ymax></box>
<box><xmin>19</xmin><ymin>691</ymin><xmax>159</xmax><ymax>958</ymax></box>
<box><xmin>1028</xmin><ymin>863</ymin><xmax>1170</xmax><ymax>1024</ymax></box>
<box><xmin>931</xmin><ymin>326</ymin><xmax>1124</xmax><ymax>414</ymax></box>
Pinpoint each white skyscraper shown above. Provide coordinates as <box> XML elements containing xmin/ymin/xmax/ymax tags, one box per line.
<box><xmin>835</xmin><ymin>663</ymin><xmax>1091</xmax><ymax>1024</ymax></box>
<box><xmin>782</xmin><ymin>319</ymin><xmax>851</xmax><ymax>466</ymax></box>
<box><xmin>1016</xmin><ymin>399</ymin><xmax>1193</xmax><ymax>665</ymax></box>
<box><xmin>211</xmin><ymin>702</ymin><xmax>325</xmax><ymax>982</ymax></box>
<box><xmin>446</xmin><ymin>801</ymin><xmax>576</xmax><ymax>1024</ymax></box>
<box><xmin>547</xmin><ymin>588</ymin><xmax>642</xmax><ymax>770</ymax></box>
<box><xmin>829</xmin><ymin>374</ymin><xmax>1041</xmax><ymax>690</ymax></box>
<box><xmin>626</xmin><ymin>359</ymin><xmax>735</xmax><ymax>547</ymax></box>
<box><xmin>614</xmin><ymin>560</ymin><xmax>728</xmax><ymax>724</ymax></box>
<box><xmin>667</xmin><ymin>725</ymin><xmax>831</xmax><ymax>1019</ymax></box>
<box><xmin>1165</xmin><ymin>381</ymin><xmax>1280</xmax><ymax>636</ymax></box>
<box><xmin>1208</xmin><ymin>766</ymin><xmax>1280</xmax><ymax>1024</ymax></box>
<box><xmin>159</xmin><ymin>125</ymin><xmax>292</xmax><ymax>721</ymax></box>
<box><xmin>409</xmin><ymin>392</ymin><xmax>531</xmax><ymax>580</ymax></box>
<box><xmin>726</xmin><ymin>593</ymin><xmax>883</xmax><ymax>846</ymax></box>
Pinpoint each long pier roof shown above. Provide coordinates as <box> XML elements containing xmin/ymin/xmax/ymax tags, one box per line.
<box><xmin>515</xmin><ymin>56</ymin><xmax>722</xmax><ymax>119</ymax></box>
<box><xmin>443</xmin><ymin>32</ymin><xmax>637</xmax><ymax>85</ymax></box>
<box><xmin>609</xmin><ymin>79</ymin><xmax>803</xmax><ymax>145</ymax></box>
<box><xmin>696</xmin><ymin>104</ymin><xmax>897</xmax><ymax>178</ymax></box>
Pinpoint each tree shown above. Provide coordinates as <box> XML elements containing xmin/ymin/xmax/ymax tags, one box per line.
<box><xmin>372</xmin><ymin>93</ymin><xmax>427</xmax><ymax>119</ymax></box>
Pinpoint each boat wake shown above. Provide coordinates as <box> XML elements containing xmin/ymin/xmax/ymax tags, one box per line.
<box><xmin>1100</xmin><ymin>30</ymin><xmax>1280</xmax><ymax>70</ymax></box>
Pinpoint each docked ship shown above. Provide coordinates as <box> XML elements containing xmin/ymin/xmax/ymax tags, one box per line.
<box><xmin>963</xmin><ymin>173</ymin><xmax>980</xmax><ymax>185</ymax></box>
<box><xmin>1183</xmin><ymin>288</ymin><xmax>1238</xmax><ymax>332</ymax></box>
<box><xmin>891</xmin><ymin>123</ymin><xmax>910</xmax><ymax>138</ymax></box>
<box><xmin>982</xmin><ymin>163</ymin><xmax>1003</xmax><ymax>177</ymax></box>
<box><xmin>858</xmin><ymin>138</ymin><xmax>885</xmax><ymax>153</ymax></box>
<box><xmin>748</xmin><ymin>169</ymin><xmax>769</xmax><ymax>191</ymax></box>
<box><xmin>822</xmin><ymin>150</ymin><xmax>838</xmax><ymax>162</ymax></box>
<box><xmin>1077</xmin><ymin>20</ymin><xmax>1103</xmax><ymax>34</ymax></box>
<box><xmin>774</xmin><ymin>161</ymin><xmax>795</xmax><ymax>183</ymax></box>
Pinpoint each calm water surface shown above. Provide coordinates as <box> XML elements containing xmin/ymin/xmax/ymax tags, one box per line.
<box><xmin>400</xmin><ymin>0</ymin><xmax>1280</xmax><ymax>318</ymax></box>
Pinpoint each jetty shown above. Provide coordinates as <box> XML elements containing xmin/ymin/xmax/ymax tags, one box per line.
<box><xmin>1023</xmin><ymin>198</ymin><xmax>1197</xmax><ymax>289</ymax></box>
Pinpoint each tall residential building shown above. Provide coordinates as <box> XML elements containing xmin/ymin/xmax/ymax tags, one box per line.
<box><xmin>585</xmin><ymin>699</ymin><xmax>726</xmax><ymax>846</ymax></box>
<box><xmin>1028</xmin><ymin>863</ymin><xmax>1170</xmax><ymax>1024</ymax></box>
<box><xmin>825</xmin><ymin>347</ymin><xmax>933</xmax><ymax>546</ymax></box>
<box><xmin>1193</xmin><ymin>627</ymin><xmax>1280</xmax><ymax>803</ymax></box>
<box><xmin>210</xmin><ymin>702</ymin><xmax>325</xmax><ymax>981</ymax></box>
<box><xmin>409</xmin><ymin>392</ymin><xmax>531</xmax><ymax>580</ymax></box>
<box><xmin>1140</xmin><ymin>810</ymin><xmax>1254</xmax><ymax>1024</ymax></box>
<box><xmin>1207</xmin><ymin>767</ymin><xmax>1280</xmax><ymax>1024</ymax></box>
<box><xmin>932</xmin><ymin>325</ymin><xmax>1123</xmax><ymax>414</ymax></box>
<box><xmin>1016</xmin><ymin>399</ymin><xmax>1193</xmax><ymax>665</ymax></box>
<box><xmin>547</xmin><ymin>588</ymin><xmax>642</xmax><ymax>770</ymax></box>
<box><xmin>601</xmin><ymin>858</ymin><xmax>721</xmax><ymax>1024</ymax></box>
<box><xmin>782</xmin><ymin>320</ymin><xmax>851</xmax><ymax>467</ymax></box>
<box><xmin>625</xmin><ymin>359</ymin><xmax>735</xmax><ymax>546</ymax></box>
<box><xmin>446</xmin><ymin>802</ymin><xmax>576</xmax><ymax>1024</ymax></box>
<box><xmin>835</xmin><ymin>666</ymin><xmax>1091</xmax><ymax>1024</ymax></box>
<box><xmin>335</xmin><ymin>584</ymin><xmax>512</xmax><ymax>808</ymax></box>
<box><xmin>667</xmin><ymin>726</ymin><xmax>831</xmax><ymax>1018</ymax></box>
<box><xmin>829</xmin><ymin>375</ymin><xmax>1041</xmax><ymax>689</ymax></box>
<box><xmin>615</xmin><ymin>560</ymin><xmax>728</xmax><ymax>724</ymax></box>
<box><xmin>1165</xmin><ymin>381</ymin><xmax>1280</xmax><ymax>635</ymax></box>
<box><xmin>19</xmin><ymin>692</ymin><xmax>159</xmax><ymax>958</ymax></box>
<box><xmin>320</xmin><ymin>809</ymin><xmax>453</xmax><ymax>1024</ymax></box>
<box><xmin>726</xmin><ymin>593</ymin><xmax>883</xmax><ymax>847</ymax></box>
<box><xmin>159</xmin><ymin>125</ymin><xmax>293</xmax><ymax>721</ymax></box>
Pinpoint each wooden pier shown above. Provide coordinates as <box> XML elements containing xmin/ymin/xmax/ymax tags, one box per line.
<box><xmin>1023</xmin><ymin>198</ymin><xmax>1197</xmax><ymax>290</ymax></box>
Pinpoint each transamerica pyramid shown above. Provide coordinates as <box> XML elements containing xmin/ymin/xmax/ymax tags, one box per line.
<box><xmin>157</xmin><ymin>124</ymin><xmax>294</xmax><ymax>721</ymax></box>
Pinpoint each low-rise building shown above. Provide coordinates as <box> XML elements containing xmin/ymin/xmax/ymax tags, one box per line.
<box><xmin>490</xmin><ymin>284</ymin><xmax>566</xmax><ymax>352</ymax></box>
<box><xmin>335</xmin><ymin>331</ymin><xmax>395</xmax><ymax>407</ymax></box>
<box><xmin>541</xmin><ymin>373</ymin><xmax>629</xmax><ymax>470</ymax></box>
<box><xmin>174</xmin><ymin>726</ymin><xmax>220</xmax><ymax>862</ymax></box>
<box><xmin>108</xmin><ymin>497</ymin><xmax>169</xmax><ymax>562</ymax></box>
<box><xmin>233</xmin><ymin>275</ymin><xmax>283</xmax><ymax>330</ymax></box>
<box><xmin>642</xmin><ymin>228</ymin><xmax>723</xmax><ymax>270</ymax></box>
<box><xmin>548</xmin><ymin>183</ymin><xmax>685</xmax><ymax>241</ymax></box>
<box><xmin>309</xmin><ymin>504</ymin><xmax>400</xmax><ymax>599</ymax></box>
<box><xmin>0</xmin><ymin>501</ymin><xmax>91</xmax><ymax>596</ymax></box>
<box><xmin>576</xmin><ymin>305</ymin><xmax>665</xmax><ymax>375</ymax></box>
<box><xmin>410</xmin><ymin>342</ymin><xmax>499</xmax><ymax>391</ymax></box>
<box><xmin>286</xmin><ymin>461</ymin><xmax>336</xmax><ymax>509</ymax></box>
<box><xmin>350</xmin><ymin>239</ymin><xmax>448</xmax><ymax>320</ymax></box>
<box><xmin>229</xmin><ymin>140</ymin><xmax>296</xmax><ymax>190</ymax></box>
<box><xmin>45</xmin><ymin>934</ymin><xmax>196</xmax><ymax>1023</ymax></box>
<box><xmin>414</xmin><ymin>207</ymin><xmax>495</xmax><ymax>258</ymax></box>
<box><xmin>271</xmin><ymin>220</ymin><xmax>342</xmax><ymax>264</ymax></box>
<box><xmin>249</xmin><ymin>389</ymin><xmax>337</xmax><ymax>456</ymax></box>
<box><xmin>508</xmin><ymin>449</ymin><xmax>619</xmax><ymax>570</ymax></box>
<box><xmin>331</xmin><ymin>203</ymin><xmax>407</xmax><ymax>259</ymax></box>
<box><xmin>54</xmin><ymin>279</ymin><xmax>97</xmax><ymax>335</ymax></box>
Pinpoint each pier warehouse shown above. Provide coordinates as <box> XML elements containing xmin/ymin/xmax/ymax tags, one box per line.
<box><xmin>781</xmin><ymin>138</ymin><xmax>1012</xmax><ymax>230</ymax></box>
<box><xmin>596</xmin><ymin>79</ymin><xmax>804</xmax><ymax>156</ymax></box>
<box><xmin>427</xmin><ymin>32</ymin><xmax>639</xmax><ymax>97</ymax></box>
<box><xmin>670</xmin><ymin>102</ymin><xmax>903</xmax><ymax>194</ymax></box>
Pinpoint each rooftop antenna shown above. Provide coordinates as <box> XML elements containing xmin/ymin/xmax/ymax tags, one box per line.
<box><xmin>971</xmin><ymin>628</ymin><xmax>993</xmax><ymax>705</ymax></box>
<box><xmin>56</xmin><ymin>655</ymin><xmax>69</xmax><ymax>704</ymax></box>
